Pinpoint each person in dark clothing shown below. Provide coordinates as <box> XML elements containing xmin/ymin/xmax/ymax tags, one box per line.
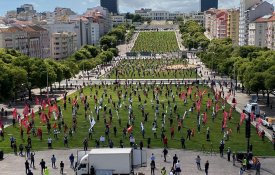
<box><xmin>187</xmin><ymin>129</ymin><xmax>192</xmax><ymax>140</ymax></box>
<box><xmin>30</xmin><ymin>152</ymin><xmax>35</xmax><ymax>168</ymax></box>
<box><xmin>27</xmin><ymin>170</ymin><xmax>33</xmax><ymax>175</ymax></box>
<box><xmin>205</xmin><ymin>160</ymin><xmax>209</xmax><ymax>175</ymax></box>
<box><xmin>173</xmin><ymin>154</ymin><xmax>178</xmax><ymax>168</ymax></box>
<box><xmin>163</xmin><ymin>148</ymin><xmax>168</xmax><ymax>162</ymax></box>
<box><xmin>39</xmin><ymin>159</ymin><xmax>46</xmax><ymax>174</ymax></box>
<box><xmin>181</xmin><ymin>136</ymin><xmax>186</xmax><ymax>149</ymax></box>
<box><xmin>139</xmin><ymin>141</ymin><xmax>143</xmax><ymax>150</ymax></box>
<box><xmin>90</xmin><ymin>165</ymin><xmax>95</xmax><ymax>175</ymax></box>
<box><xmin>150</xmin><ymin>160</ymin><xmax>155</xmax><ymax>175</ymax></box>
<box><xmin>60</xmin><ymin>161</ymin><xmax>64</xmax><ymax>174</ymax></box>
<box><xmin>83</xmin><ymin>138</ymin><xmax>88</xmax><ymax>151</ymax></box>
<box><xmin>25</xmin><ymin>160</ymin><xmax>30</xmax><ymax>174</ymax></box>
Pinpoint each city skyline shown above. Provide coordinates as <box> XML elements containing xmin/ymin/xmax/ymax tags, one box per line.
<box><xmin>1</xmin><ymin>0</ymin><xmax>275</xmax><ymax>16</ymax></box>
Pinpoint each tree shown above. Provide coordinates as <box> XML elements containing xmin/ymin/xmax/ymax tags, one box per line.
<box><xmin>100</xmin><ymin>35</ymin><xmax>117</xmax><ymax>49</ymax></box>
<box><xmin>83</xmin><ymin>45</ymin><xmax>99</xmax><ymax>58</ymax></box>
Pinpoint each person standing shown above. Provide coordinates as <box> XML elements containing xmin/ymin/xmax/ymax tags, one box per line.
<box><xmin>30</xmin><ymin>152</ymin><xmax>35</xmax><ymax>168</ymax></box>
<box><xmin>69</xmin><ymin>153</ymin><xmax>74</xmax><ymax>168</ymax></box>
<box><xmin>175</xmin><ymin>160</ymin><xmax>181</xmax><ymax>175</ymax></box>
<box><xmin>205</xmin><ymin>160</ymin><xmax>209</xmax><ymax>175</ymax></box>
<box><xmin>173</xmin><ymin>154</ymin><xmax>178</xmax><ymax>168</ymax></box>
<box><xmin>83</xmin><ymin>138</ymin><xmax>88</xmax><ymax>151</ymax></box>
<box><xmin>51</xmin><ymin>155</ymin><xmax>56</xmax><ymax>168</ymax></box>
<box><xmin>47</xmin><ymin>137</ymin><xmax>52</xmax><ymax>149</ymax></box>
<box><xmin>196</xmin><ymin>155</ymin><xmax>201</xmax><ymax>170</ymax></box>
<box><xmin>27</xmin><ymin>170</ymin><xmax>33</xmax><ymax>175</ymax></box>
<box><xmin>150</xmin><ymin>153</ymin><xmax>155</xmax><ymax>161</ymax></box>
<box><xmin>180</xmin><ymin>136</ymin><xmax>186</xmax><ymax>149</ymax></box>
<box><xmin>60</xmin><ymin>161</ymin><xmax>64</xmax><ymax>174</ymax></box>
<box><xmin>150</xmin><ymin>160</ymin><xmax>155</xmax><ymax>175</ymax></box>
<box><xmin>227</xmin><ymin>148</ymin><xmax>231</xmax><ymax>161</ymax></box>
<box><xmin>39</xmin><ymin>159</ymin><xmax>46</xmax><ymax>175</ymax></box>
<box><xmin>163</xmin><ymin>147</ymin><xmax>168</xmax><ymax>162</ymax></box>
<box><xmin>232</xmin><ymin>152</ymin><xmax>236</xmax><ymax>166</ymax></box>
<box><xmin>25</xmin><ymin>160</ymin><xmax>30</xmax><ymax>174</ymax></box>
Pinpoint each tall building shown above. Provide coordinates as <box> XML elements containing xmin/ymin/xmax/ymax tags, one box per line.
<box><xmin>227</xmin><ymin>9</ymin><xmax>240</xmax><ymax>45</ymax></box>
<box><xmin>100</xmin><ymin>0</ymin><xmax>118</xmax><ymax>14</ymax></box>
<box><xmin>201</xmin><ymin>0</ymin><xmax>218</xmax><ymax>12</ymax></box>
<box><xmin>239</xmin><ymin>0</ymin><xmax>274</xmax><ymax>46</ymax></box>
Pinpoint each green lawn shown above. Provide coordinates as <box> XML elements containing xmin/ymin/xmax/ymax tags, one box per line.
<box><xmin>107</xmin><ymin>59</ymin><xmax>198</xmax><ymax>79</ymax></box>
<box><xmin>1</xmin><ymin>84</ymin><xmax>274</xmax><ymax>156</ymax></box>
<box><xmin>132</xmin><ymin>31</ymin><xmax>179</xmax><ymax>53</ymax></box>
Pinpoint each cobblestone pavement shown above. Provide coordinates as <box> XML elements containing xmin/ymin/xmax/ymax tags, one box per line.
<box><xmin>1</xmin><ymin>148</ymin><xmax>275</xmax><ymax>175</ymax></box>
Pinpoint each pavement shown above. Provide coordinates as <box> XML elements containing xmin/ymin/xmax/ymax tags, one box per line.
<box><xmin>1</xmin><ymin>148</ymin><xmax>275</xmax><ymax>175</ymax></box>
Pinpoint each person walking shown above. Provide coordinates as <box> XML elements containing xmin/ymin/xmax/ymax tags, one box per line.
<box><xmin>205</xmin><ymin>160</ymin><xmax>209</xmax><ymax>175</ymax></box>
<box><xmin>173</xmin><ymin>154</ymin><xmax>178</xmax><ymax>168</ymax></box>
<box><xmin>39</xmin><ymin>159</ymin><xmax>46</xmax><ymax>175</ymax></box>
<box><xmin>150</xmin><ymin>160</ymin><xmax>155</xmax><ymax>175</ymax></box>
<box><xmin>51</xmin><ymin>155</ymin><xmax>56</xmax><ymax>168</ymax></box>
<box><xmin>175</xmin><ymin>160</ymin><xmax>181</xmax><ymax>175</ymax></box>
<box><xmin>60</xmin><ymin>161</ymin><xmax>64</xmax><ymax>174</ymax></box>
<box><xmin>196</xmin><ymin>155</ymin><xmax>201</xmax><ymax>170</ymax></box>
<box><xmin>25</xmin><ymin>160</ymin><xmax>30</xmax><ymax>174</ymax></box>
<box><xmin>163</xmin><ymin>147</ymin><xmax>168</xmax><ymax>162</ymax></box>
<box><xmin>69</xmin><ymin>153</ymin><xmax>74</xmax><ymax>168</ymax></box>
<box><xmin>255</xmin><ymin>160</ymin><xmax>261</xmax><ymax>175</ymax></box>
<box><xmin>180</xmin><ymin>136</ymin><xmax>186</xmax><ymax>149</ymax></box>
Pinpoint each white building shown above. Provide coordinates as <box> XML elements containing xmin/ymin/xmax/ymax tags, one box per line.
<box><xmin>135</xmin><ymin>9</ymin><xmax>187</xmax><ymax>21</ymax></box>
<box><xmin>112</xmin><ymin>15</ymin><xmax>132</xmax><ymax>26</ymax></box>
<box><xmin>239</xmin><ymin>0</ymin><xmax>274</xmax><ymax>46</ymax></box>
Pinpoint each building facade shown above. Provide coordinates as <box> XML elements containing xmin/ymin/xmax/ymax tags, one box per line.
<box><xmin>50</xmin><ymin>32</ymin><xmax>77</xmax><ymax>60</ymax></box>
<box><xmin>249</xmin><ymin>13</ymin><xmax>275</xmax><ymax>50</ymax></box>
<box><xmin>239</xmin><ymin>0</ymin><xmax>274</xmax><ymax>46</ymax></box>
<box><xmin>201</xmin><ymin>0</ymin><xmax>218</xmax><ymax>12</ymax></box>
<box><xmin>100</xmin><ymin>0</ymin><xmax>118</xmax><ymax>14</ymax></box>
<box><xmin>0</xmin><ymin>24</ymin><xmax>50</xmax><ymax>58</ymax></box>
<box><xmin>227</xmin><ymin>9</ymin><xmax>240</xmax><ymax>45</ymax></box>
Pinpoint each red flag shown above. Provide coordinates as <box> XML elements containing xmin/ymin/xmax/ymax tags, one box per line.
<box><xmin>127</xmin><ymin>126</ymin><xmax>133</xmax><ymax>133</ymax></box>
<box><xmin>223</xmin><ymin>111</ymin><xmax>228</xmax><ymax>120</ymax></box>
<box><xmin>35</xmin><ymin>97</ymin><xmax>40</xmax><ymax>105</ymax></box>
<box><xmin>203</xmin><ymin>112</ymin><xmax>207</xmax><ymax>124</ymax></box>
<box><xmin>223</xmin><ymin>118</ymin><xmax>227</xmax><ymax>128</ymax></box>
<box><xmin>40</xmin><ymin>112</ymin><xmax>47</xmax><ymax>123</ymax></box>
<box><xmin>42</xmin><ymin>100</ymin><xmax>47</xmax><ymax>110</ymax></box>
<box><xmin>180</xmin><ymin>91</ymin><xmax>186</xmax><ymax>100</ymax></box>
<box><xmin>12</xmin><ymin>108</ymin><xmax>17</xmax><ymax>119</ymax></box>
<box><xmin>21</xmin><ymin>117</ymin><xmax>28</xmax><ymax>129</ymax></box>
<box><xmin>207</xmin><ymin>99</ymin><xmax>212</xmax><ymax>109</ymax></box>
<box><xmin>187</xmin><ymin>87</ymin><xmax>192</xmax><ymax>96</ymax></box>
<box><xmin>31</xmin><ymin>109</ymin><xmax>35</xmax><ymax>119</ymax></box>
<box><xmin>215</xmin><ymin>104</ymin><xmax>219</xmax><ymax>113</ymax></box>
<box><xmin>53</xmin><ymin>122</ymin><xmax>57</xmax><ymax>129</ymax></box>
<box><xmin>22</xmin><ymin>105</ymin><xmax>29</xmax><ymax>116</ymax></box>
<box><xmin>196</xmin><ymin>100</ymin><xmax>201</xmax><ymax>112</ymax></box>
<box><xmin>240</xmin><ymin>112</ymin><xmax>246</xmax><ymax>125</ymax></box>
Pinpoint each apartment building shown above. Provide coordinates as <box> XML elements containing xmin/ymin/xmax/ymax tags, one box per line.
<box><xmin>0</xmin><ymin>24</ymin><xmax>50</xmax><ymax>58</ymax></box>
<box><xmin>50</xmin><ymin>32</ymin><xmax>77</xmax><ymax>60</ymax></box>
<box><xmin>249</xmin><ymin>13</ymin><xmax>275</xmax><ymax>50</ymax></box>
<box><xmin>227</xmin><ymin>9</ymin><xmax>240</xmax><ymax>45</ymax></box>
<box><xmin>239</xmin><ymin>0</ymin><xmax>274</xmax><ymax>46</ymax></box>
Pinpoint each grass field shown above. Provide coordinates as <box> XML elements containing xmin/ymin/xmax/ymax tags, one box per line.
<box><xmin>1</xmin><ymin>84</ymin><xmax>274</xmax><ymax>156</ymax></box>
<box><xmin>131</xmin><ymin>31</ymin><xmax>179</xmax><ymax>53</ymax></box>
<box><xmin>107</xmin><ymin>59</ymin><xmax>198</xmax><ymax>79</ymax></box>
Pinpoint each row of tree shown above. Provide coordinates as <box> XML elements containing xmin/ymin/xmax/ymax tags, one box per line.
<box><xmin>0</xmin><ymin>25</ymin><xmax>128</xmax><ymax>101</ymax></box>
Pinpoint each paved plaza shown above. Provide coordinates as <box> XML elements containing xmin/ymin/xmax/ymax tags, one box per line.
<box><xmin>1</xmin><ymin>148</ymin><xmax>275</xmax><ymax>175</ymax></box>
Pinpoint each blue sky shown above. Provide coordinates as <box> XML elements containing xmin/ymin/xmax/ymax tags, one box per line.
<box><xmin>0</xmin><ymin>0</ymin><xmax>275</xmax><ymax>16</ymax></box>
